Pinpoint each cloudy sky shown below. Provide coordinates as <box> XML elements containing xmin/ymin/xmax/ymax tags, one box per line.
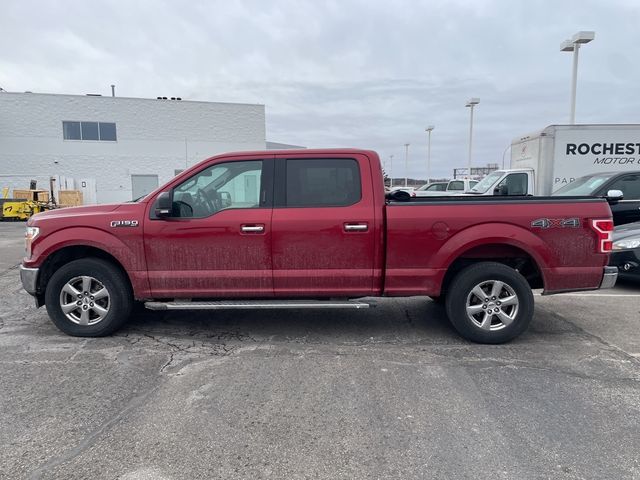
<box><xmin>1</xmin><ymin>0</ymin><xmax>638</xmax><ymax>179</ymax></box>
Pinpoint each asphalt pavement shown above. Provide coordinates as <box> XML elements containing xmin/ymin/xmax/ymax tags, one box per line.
<box><xmin>0</xmin><ymin>221</ymin><xmax>639</xmax><ymax>479</ymax></box>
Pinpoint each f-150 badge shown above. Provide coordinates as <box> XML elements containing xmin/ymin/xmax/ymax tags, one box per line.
<box><xmin>531</xmin><ymin>218</ymin><xmax>580</xmax><ymax>229</ymax></box>
<box><xmin>110</xmin><ymin>220</ymin><xmax>139</xmax><ymax>227</ymax></box>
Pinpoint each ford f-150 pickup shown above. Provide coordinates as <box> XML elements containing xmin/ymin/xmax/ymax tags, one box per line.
<box><xmin>20</xmin><ymin>149</ymin><xmax>618</xmax><ymax>343</ymax></box>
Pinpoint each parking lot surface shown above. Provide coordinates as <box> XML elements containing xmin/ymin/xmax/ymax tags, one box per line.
<box><xmin>1</xmin><ymin>221</ymin><xmax>639</xmax><ymax>479</ymax></box>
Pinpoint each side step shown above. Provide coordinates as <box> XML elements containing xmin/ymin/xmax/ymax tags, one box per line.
<box><xmin>144</xmin><ymin>299</ymin><xmax>372</xmax><ymax>311</ymax></box>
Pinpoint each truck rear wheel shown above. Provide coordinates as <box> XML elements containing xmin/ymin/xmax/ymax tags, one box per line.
<box><xmin>45</xmin><ymin>258</ymin><xmax>133</xmax><ymax>337</ymax></box>
<box><xmin>445</xmin><ymin>262</ymin><xmax>534</xmax><ymax>344</ymax></box>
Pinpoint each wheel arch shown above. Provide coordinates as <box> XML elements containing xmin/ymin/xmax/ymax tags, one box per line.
<box><xmin>432</xmin><ymin>223</ymin><xmax>551</xmax><ymax>298</ymax></box>
<box><xmin>36</xmin><ymin>245</ymin><xmax>133</xmax><ymax>305</ymax></box>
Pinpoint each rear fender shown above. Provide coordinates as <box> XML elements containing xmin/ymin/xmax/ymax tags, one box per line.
<box><xmin>433</xmin><ymin>222</ymin><xmax>552</xmax><ymax>283</ymax></box>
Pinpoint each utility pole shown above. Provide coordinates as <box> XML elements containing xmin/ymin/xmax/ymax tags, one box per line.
<box><xmin>404</xmin><ymin>143</ymin><xmax>410</xmax><ymax>188</ymax></box>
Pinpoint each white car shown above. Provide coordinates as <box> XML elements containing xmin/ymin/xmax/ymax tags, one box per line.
<box><xmin>413</xmin><ymin>179</ymin><xmax>479</xmax><ymax>197</ymax></box>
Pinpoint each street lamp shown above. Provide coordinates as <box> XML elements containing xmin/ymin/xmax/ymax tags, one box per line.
<box><xmin>389</xmin><ymin>154</ymin><xmax>394</xmax><ymax>188</ymax></box>
<box><xmin>425</xmin><ymin>126</ymin><xmax>434</xmax><ymax>183</ymax></box>
<box><xmin>465</xmin><ymin>98</ymin><xmax>480</xmax><ymax>176</ymax></box>
<box><xmin>561</xmin><ymin>31</ymin><xmax>595</xmax><ymax>124</ymax></box>
<box><xmin>404</xmin><ymin>143</ymin><xmax>410</xmax><ymax>187</ymax></box>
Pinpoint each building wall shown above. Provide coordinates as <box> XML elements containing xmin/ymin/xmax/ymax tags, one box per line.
<box><xmin>0</xmin><ymin>92</ymin><xmax>266</xmax><ymax>203</ymax></box>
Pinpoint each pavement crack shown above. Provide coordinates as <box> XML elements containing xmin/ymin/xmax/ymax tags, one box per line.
<box><xmin>27</xmin><ymin>383</ymin><xmax>162</xmax><ymax>479</ymax></box>
<box><xmin>160</xmin><ymin>352</ymin><xmax>175</xmax><ymax>372</ymax></box>
<box><xmin>539</xmin><ymin>305</ymin><xmax>640</xmax><ymax>366</ymax></box>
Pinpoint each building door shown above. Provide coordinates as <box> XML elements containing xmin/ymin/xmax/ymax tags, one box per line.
<box><xmin>131</xmin><ymin>174</ymin><xmax>159</xmax><ymax>200</ymax></box>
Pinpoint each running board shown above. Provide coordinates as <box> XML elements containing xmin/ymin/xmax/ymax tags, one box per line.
<box><xmin>144</xmin><ymin>299</ymin><xmax>372</xmax><ymax>311</ymax></box>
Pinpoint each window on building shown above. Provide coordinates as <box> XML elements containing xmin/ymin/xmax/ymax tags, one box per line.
<box><xmin>62</xmin><ymin>121</ymin><xmax>117</xmax><ymax>141</ymax></box>
<box><xmin>99</xmin><ymin>122</ymin><xmax>117</xmax><ymax>141</ymax></box>
<box><xmin>285</xmin><ymin>159</ymin><xmax>361</xmax><ymax>207</ymax></box>
<box><xmin>63</xmin><ymin>121</ymin><xmax>81</xmax><ymax>140</ymax></box>
<box><xmin>81</xmin><ymin>122</ymin><xmax>99</xmax><ymax>140</ymax></box>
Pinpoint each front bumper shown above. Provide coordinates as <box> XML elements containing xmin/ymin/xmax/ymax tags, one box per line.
<box><xmin>20</xmin><ymin>265</ymin><xmax>39</xmax><ymax>295</ymax></box>
<box><xmin>600</xmin><ymin>266</ymin><xmax>618</xmax><ymax>289</ymax></box>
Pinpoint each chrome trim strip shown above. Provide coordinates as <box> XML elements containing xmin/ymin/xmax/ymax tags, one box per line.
<box><xmin>145</xmin><ymin>300</ymin><xmax>371</xmax><ymax>311</ymax></box>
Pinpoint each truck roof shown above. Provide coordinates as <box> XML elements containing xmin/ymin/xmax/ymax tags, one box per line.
<box><xmin>207</xmin><ymin>148</ymin><xmax>379</xmax><ymax>158</ymax></box>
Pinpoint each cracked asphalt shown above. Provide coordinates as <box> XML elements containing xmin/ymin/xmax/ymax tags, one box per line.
<box><xmin>1</xmin><ymin>221</ymin><xmax>639</xmax><ymax>479</ymax></box>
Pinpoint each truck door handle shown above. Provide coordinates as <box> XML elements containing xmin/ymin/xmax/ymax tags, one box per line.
<box><xmin>344</xmin><ymin>223</ymin><xmax>368</xmax><ymax>232</ymax></box>
<box><xmin>241</xmin><ymin>224</ymin><xmax>265</xmax><ymax>233</ymax></box>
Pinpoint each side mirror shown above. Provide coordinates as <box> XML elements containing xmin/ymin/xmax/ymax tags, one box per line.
<box><xmin>606</xmin><ymin>189</ymin><xmax>624</xmax><ymax>203</ymax></box>
<box><xmin>155</xmin><ymin>191</ymin><xmax>172</xmax><ymax>217</ymax></box>
<box><xmin>495</xmin><ymin>184</ymin><xmax>508</xmax><ymax>195</ymax></box>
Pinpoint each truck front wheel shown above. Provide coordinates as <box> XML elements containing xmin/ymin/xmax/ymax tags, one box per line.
<box><xmin>445</xmin><ymin>262</ymin><xmax>534</xmax><ymax>344</ymax></box>
<box><xmin>45</xmin><ymin>258</ymin><xmax>133</xmax><ymax>337</ymax></box>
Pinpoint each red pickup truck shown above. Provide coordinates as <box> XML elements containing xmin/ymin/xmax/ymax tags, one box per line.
<box><xmin>21</xmin><ymin>149</ymin><xmax>617</xmax><ymax>343</ymax></box>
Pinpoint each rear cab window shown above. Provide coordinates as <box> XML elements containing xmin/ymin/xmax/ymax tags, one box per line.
<box><xmin>284</xmin><ymin>158</ymin><xmax>361</xmax><ymax>207</ymax></box>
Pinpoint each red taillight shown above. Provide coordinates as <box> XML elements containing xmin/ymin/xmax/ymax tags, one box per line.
<box><xmin>590</xmin><ymin>219</ymin><xmax>614</xmax><ymax>253</ymax></box>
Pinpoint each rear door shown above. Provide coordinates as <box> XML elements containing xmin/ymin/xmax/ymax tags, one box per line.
<box><xmin>271</xmin><ymin>154</ymin><xmax>376</xmax><ymax>297</ymax></box>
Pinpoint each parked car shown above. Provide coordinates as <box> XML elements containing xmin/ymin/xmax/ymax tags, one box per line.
<box><xmin>21</xmin><ymin>148</ymin><xmax>617</xmax><ymax>344</ymax></box>
<box><xmin>610</xmin><ymin>221</ymin><xmax>640</xmax><ymax>280</ymax></box>
<box><xmin>552</xmin><ymin>171</ymin><xmax>640</xmax><ymax>225</ymax></box>
<box><xmin>413</xmin><ymin>178</ymin><xmax>479</xmax><ymax>196</ymax></box>
<box><xmin>414</xmin><ymin>181</ymin><xmax>448</xmax><ymax>193</ymax></box>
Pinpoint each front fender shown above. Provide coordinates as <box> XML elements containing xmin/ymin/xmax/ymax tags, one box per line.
<box><xmin>26</xmin><ymin>226</ymin><xmax>145</xmax><ymax>272</ymax></box>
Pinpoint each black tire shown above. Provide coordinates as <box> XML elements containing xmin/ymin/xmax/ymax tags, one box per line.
<box><xmin>45</xmin><ymin>258</ymin><xmax>133</xmax><ymax>337</ymax></box>
<box><xmin>428</xmin><ymin>295</ymin><xmax>446</xmax><ymax>305</ymax></box>
<box><xmin>444</xmin><ymin>262</ymin><xmax>534</xmax><ymax>344</ymax></box>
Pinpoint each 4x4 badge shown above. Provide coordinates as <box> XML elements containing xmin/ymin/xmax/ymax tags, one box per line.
<box><xmin>531</xmin><ymin>218</ymin><xmax>580</xmax><ymax>229</ymax></box>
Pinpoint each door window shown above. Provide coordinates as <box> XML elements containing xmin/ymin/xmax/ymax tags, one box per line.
<box><xmin>172</xmin><ymin>160</ymin><xmax>263</xmax><ymax>218</ymax></box>
<box><xmin>448</xmin><ymin>181</ymin><xmax>464</xmax><ymax>191</ymax></box>
<box><xmin>285</xmin><ymin>159</ymin><xmax>361</xmax><ymax>207</ymax></box>
<box><xmin>607</xmin><ymin>175</ymin><xmax>640</xmax><ymax>200</ymax></box>
<box><xmin>497</xmin><ymin>173</ymin><xmax>528</xmax><ymax>195</ymax></box>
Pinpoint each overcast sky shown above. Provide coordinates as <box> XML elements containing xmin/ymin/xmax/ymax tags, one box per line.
<box><xmin>1</xmin><ymin>0</ymin><xmax>639</xmax><ymax>179</ymax></box>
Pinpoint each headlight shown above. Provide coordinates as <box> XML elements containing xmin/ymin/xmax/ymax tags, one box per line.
<box><xmin>612</xmin><ymin>237</ymin><xmax>640</xmax><ymax>250</ymax></box>
<box><xmin>25</xmin><ymin>226</ymin><xmax>39</xmax><ymax>258</ymax></box>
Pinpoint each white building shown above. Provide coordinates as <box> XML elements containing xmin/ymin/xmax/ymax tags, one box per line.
<box><xmin>0</xmin><ymin>92</ymin><xmax>266</xmax><ymax>203</ymax></box>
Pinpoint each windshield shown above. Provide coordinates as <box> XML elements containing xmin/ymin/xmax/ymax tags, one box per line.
<box><xmin>552</xmin><ymin>173</ymin><xmax>614</xmax><ymax>196</ymax></box>
<box><xmin>468</xmin><ymin>171</ymin><xmax>504</xmax><ymax>194</ymax></box>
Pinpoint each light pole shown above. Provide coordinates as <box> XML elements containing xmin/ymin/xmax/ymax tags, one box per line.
<box><xmin>389</xmin><ymin>154</ymin><xmax>394</xmax><ymax>188</ymax></box>
<box><xmin>404</xmin><ymin>143</ymin><xmax>410</xmax><ymax>187</ymax></box>
<box><xmin>465</xmin><ymin>98</ymin><xmax>480</xmax><ymax>176</ymax></box>
<box><xmin>561</xmin><ymin>31</ymin><xmax>595</xmax><ymax>124</ymax></box>
<box><xmin>501</xmin><ymin>144</ymin><xmax>511</xmax><ymax>169</ymax></box>
<box><xmin>425</xmin><ymin>126</ymin><xmax>434</xmax><ymax>183</ymax></box>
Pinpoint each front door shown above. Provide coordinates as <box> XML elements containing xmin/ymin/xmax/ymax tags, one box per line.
<box><xmin>271</xmin><ymin>154</ymin><xmax>376</xmax><ymax>297</ymax></box>
<box><xmin>604</xmin><ymin>174</ymin><xmax>640</xmax><ymax>225</ymax></box>
<box><xmin>144</xmin><ymin>157</ymin><xmax>273</xmax><ymax>297</ymax></box>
